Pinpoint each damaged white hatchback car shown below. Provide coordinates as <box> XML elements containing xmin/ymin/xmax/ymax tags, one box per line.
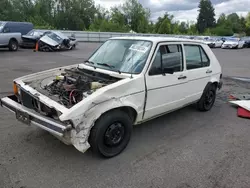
<box><xmin>0</xmin><ymin>37</ymin><xmax>223</xmax><ymax>158</ymax></box>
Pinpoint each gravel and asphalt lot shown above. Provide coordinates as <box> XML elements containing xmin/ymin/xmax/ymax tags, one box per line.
<box><xmin>0</xmin><ymin>44</ymin><xmax>250</xmax><ymax>188</ymax></box>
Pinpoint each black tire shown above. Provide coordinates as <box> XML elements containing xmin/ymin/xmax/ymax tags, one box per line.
<box><xmin>89</xmin><ymin>110</ymin><xmax>133</xmax><ymax>158</ymax></box>
<box><xmin>9</xmin><ymin>39</ymin><xmax>18</xmax><ymax>51</ymax></box>
<box><xmin>197</xmin><ymin>84</ymin><xmax>217</xmax><ymax>112</ymax></box>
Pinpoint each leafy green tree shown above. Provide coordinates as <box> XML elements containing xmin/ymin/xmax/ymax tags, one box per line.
<box><xmin>0</xmin><ymin>0</ymin><xmax>13</xmax><ymax>21</ymax></box>
<box><xmin>227</xmin><ymin>13</ymin><xmax>242</xmax><ymax>33</ymax></box>
<box><xmin>148</xmin><ymin>21</ymin><xmax>155</xmax><ymax>33</ymax></box>
<box><xmin>217</xmin><ymin>13</ymin><xmax>226</xmax><ymax>25</ymax></box>
<box><xmin>158</xmin><ymin>18</ymin><xmax>171</xmax><ymax>34</ymax></box>
<box><xmin>197</xmin><ymin>0</ymin><xmax>216</xmax><ymax>33</ymax></box>
<box><xmin>211</xmin><ymin>25</ymin><xmax>234</xmax><ymax>36</ymax></box>
<box><xmin>178</xmin><ymin>22</ymin><xmax>188</xmax><ymax>34</ymax></box>
<box><xmin>122</xmin><ymin>0</ymin><xmax>150</xmax><ymax>33</ymax></box>
<box><xmin>154</xmin><ymin>13</ymin><xmax>173</xmax><ymax>34</ymax></box>
<box><xmin>54</xmin><ymin>0</ymin><xmax>96</xmax><ymax>30</ymax></box>
<box><xmin>246</xmin><ymin>12</ymin><xmax>250</xmax><ymax>35</ymax></box>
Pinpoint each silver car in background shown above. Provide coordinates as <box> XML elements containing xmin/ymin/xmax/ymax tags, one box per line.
<box><xmin>0</xmin><ymin>21</ymin><xmax>22</xmax><ymax>51</ymax></box>
<box><xmin>221</xmin><ymin>38</ymin><xmax>245</xmax><ymax>49</ymax></box>
<box><xmin>38</xmin><ymin>31</ymin><xmax>78</xmax><ymax>52</ymax></box>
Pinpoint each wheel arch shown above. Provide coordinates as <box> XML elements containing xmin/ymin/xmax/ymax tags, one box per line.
<box><xmin>209</xmin><ymin>76</ymin><xmax>220</xmax><ymax>89</ymax></box>
<box><xmin>203</xmin><ymin>81</ymin><xmax>218</xmax><ymax>92</ymax></box>
<box><xmin>9</xmin><ymin>38</ymin><xmax>18</xmax><ymax>44</ymax></box>
<box><xmin>66</xmin><ymin>97</ymin><xmax>141</xmax><ymax>153</ymax></box>
<box><xmin>98</xmin><ymin>106</ymin><xmax>138</xmax><ymax>124</ymax></box>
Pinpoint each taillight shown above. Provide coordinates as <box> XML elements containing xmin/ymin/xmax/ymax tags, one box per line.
<box><xmin>220</xmin><ymin>74</ymin><xmax>222</xmax><ymax>79</ymax></box>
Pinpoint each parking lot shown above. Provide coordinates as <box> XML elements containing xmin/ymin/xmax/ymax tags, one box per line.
<box><xmin>1</xmin><ymin>43</ymin><xmax>250</xmax><ymax>188</ymax></box>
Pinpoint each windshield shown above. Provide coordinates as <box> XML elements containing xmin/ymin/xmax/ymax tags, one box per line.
<box><xmin>205</xmin><ymin>38</ymin><xmax>214</xmax><ymax>41</ymax></box>
<box><xmin>27</xmin><ymin>30</ymin><xmax>34</xmax><ymax>35</ymax></box>
<box><xmin>87</xmin><ymin>39</ymin><xmax>152</xmax><ymax>74</ymax></box>
<box><xmin>33</xmin><ymin>31</ymin><xmax>43</xmax><ymax>36</ymax></box>
<box><xmin>46</xmin><ymin>32</ymin><xmax>63</xmax><ymax>43</ymax></box>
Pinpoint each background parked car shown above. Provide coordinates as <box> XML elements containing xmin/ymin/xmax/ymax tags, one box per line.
<box><xmin>20</xmin><ymin>29</ymin><xmax>46</xmax><ymax>48</ymax></box>
<box><xmin>0</xmin><ymin>21</ymin><xmax>22</xmax><ymax>51</ymax></box>
<box><xmin>241</xmin><ymin>37</ymin><xmax>250</xmax><ymax>48</ymax></box>
<box><xmin>0</xmin><ymin>21</ymin><xmax>33</xmax><ymax>35</ymax></box>
<box><xmin>204</xmin><ymin>38</ymin><xmax>224</xmax><ymax>48</ymax></box>
<box><xmin>221</xmin><ymin>38</ymin><xmax>245</xmax><ymax>49</ymax></box>
<box><xmin>38</xmin><ymin>31</ymin><xmax>78</xmax><ymax>52</ymax></box>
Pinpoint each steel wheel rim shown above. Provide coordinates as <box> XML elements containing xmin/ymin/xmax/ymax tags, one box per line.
<box><xmin>104</xmin><ymin>122</ymin><xmax>125</xmax><ymax>147</ymax></box>
<box><xmin>204</xmin><ymin>90</ymin><xmax>214</xmax><ymax>109</ymax></box>
<box><xmin>12</xmin><ymin>43</ymin><xmax>17</xmax><ymax>50</ymax></box>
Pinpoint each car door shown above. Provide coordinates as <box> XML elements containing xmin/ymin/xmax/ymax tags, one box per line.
<box><xmin>238</xmin><ymin>39</ymin><xmax>245</xmax><ymax>48</ymax></box>
<box><xmin>143</xmin><ymin>42</ymin><xmax>188</xmax><ymax>120</ymax></box>
<box><xmin>215</xmin><ymin>39</ymin><xmax>223</xmax><ymax>47</ymax></box>
<box><xmin>183</xmin><ymin>43</ymin><xmax>212</xmax><ymax>104</ymax></box>
<box><xmin>0</xmin><ymin>26</ymin><xmax>10</xmax><ymax>46</ymax></box>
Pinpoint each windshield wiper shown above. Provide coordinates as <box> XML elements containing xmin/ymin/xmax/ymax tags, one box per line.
<box><xmin>97</xmin><ymin>63</ymin><xmax>115</xmax><ymax>68</ymax></box>
<box><xmin>97</xmin><ymin>63</ymin><xmax>121</xmax><ymax>74</ymax></box>
<box><xmin>84</xmin><ymin>60</ymin><xmax>97</xmax><ymax>69</ymax></box>
<box><xmin>84</xmin><ymin>60</ymin><xmax>95</xmax><ymax>65</ymax></box>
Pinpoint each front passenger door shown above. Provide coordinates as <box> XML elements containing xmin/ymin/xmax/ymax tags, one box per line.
<box><xmin>144</xmin><ymin>43</ymin><xmax>188</xmax><ymax>120</ymax></box>
<box><xmin>0</xmin><ymin>27</ymin><xmax>10</xmax><ymax>46</ymax></box>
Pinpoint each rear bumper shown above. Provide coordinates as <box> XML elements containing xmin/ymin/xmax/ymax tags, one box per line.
<box><xmin>0</xmin><ymin>95</ymin><xmax>71</xmax><ymax>137</ymax></box>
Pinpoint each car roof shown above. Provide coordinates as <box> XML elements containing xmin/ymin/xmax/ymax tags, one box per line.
<box><xmin>110</xmin><ymin>36</ymin><xmax>206</xmax><ymax>44</ymax></box>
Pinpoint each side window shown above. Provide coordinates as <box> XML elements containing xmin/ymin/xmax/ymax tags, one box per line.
<box><xmin>3</xmin><ymin>27</ymin><xmax>10</xmax><ymax>33</ymax></box>
<box><xmin>184</xmin><ymin>45</ymin><xmax>210</xmax><ymax>70</ymax></box>
<box><xmin>149</xmin><ymin>44</ymin><xmax>183</xmax><ymax>75</ymax></box>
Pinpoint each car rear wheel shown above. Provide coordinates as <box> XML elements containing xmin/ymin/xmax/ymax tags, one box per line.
<box><xmin>89</xmin><ymin>110</ymin><xmax>133</xmax><ymax>158</ymax></box>
<box><xmin>197</xmin><ymin>84</ymin><xmax>216</xmax><ymax>111</ymax></box>
<box><xmin>9</xmin><ymin>39</ymin><xmax>18</xmax><ymax>51</ymax></box>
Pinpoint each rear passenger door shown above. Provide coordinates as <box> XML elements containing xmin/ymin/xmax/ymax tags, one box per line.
<box><xmin>183</xmin><ymin>44</ymin><xmax>212</xmax><ymax>103</ymax></box>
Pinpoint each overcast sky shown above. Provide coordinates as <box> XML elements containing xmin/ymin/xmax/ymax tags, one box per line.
<box><xmin>94</xmin><ymin>0</ymin><xmax>249</xmax><ymax>22</ymax></box>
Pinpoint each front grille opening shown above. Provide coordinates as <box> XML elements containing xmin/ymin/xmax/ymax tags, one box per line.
<box><xmin>20</xmin><ymin>89</ymin><xmax>59</xmax><ymax>119</ymax></box>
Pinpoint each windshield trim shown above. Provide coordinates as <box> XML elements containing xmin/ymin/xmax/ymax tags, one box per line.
<box><xmin>84</xmin><ymin>39</ymin><xmax>153</xmax><ymax>75</ymax></box>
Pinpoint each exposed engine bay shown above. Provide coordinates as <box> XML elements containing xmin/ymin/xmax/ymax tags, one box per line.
<box><xmin>28</xmin><ymin>67</ymin><xmax>122</xmax><ymax>108</ymax></box>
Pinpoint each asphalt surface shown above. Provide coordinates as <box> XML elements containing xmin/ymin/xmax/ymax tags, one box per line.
<box><xmin>1</xmin><ymin>44</ymin><xmax>250</xmax><ymax>188</ymax></box>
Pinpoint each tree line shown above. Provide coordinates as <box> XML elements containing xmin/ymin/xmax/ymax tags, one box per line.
<box><xmin>1</xmin><ymin>0</ymin><xmax>250</xmax><ymax>36</ymax></box>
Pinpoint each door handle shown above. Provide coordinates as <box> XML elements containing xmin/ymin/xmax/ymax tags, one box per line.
<box><xmin>178</xmin><ymin>75</ymin><xmax>187</xmax><ymax>80</ymax></box>
<box><xmin>206</xmin><ymin>70</ymin><xmax>212</xmax><ymax>74</ymax></box>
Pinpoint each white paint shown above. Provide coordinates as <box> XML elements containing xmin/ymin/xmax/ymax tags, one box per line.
<box><xmin>221</xmin><ymin>38</ymin><xmax>245</xmax><ymax>49</ymax></box>
<box><xmin>230</xmin><ymin>100</ymin><xmax>250</xmax><ymax>111</ymax></box>
<box><xmin>3</xmin><ymin>36</ymin><xmax>222</xmax><ymax>154</ymax></box>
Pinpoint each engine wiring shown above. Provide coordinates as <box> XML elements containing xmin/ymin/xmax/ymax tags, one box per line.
<box><xmin>41</xmin><ymin>67</ymin><xmax>120</xmax><ymax>108</ymax></box>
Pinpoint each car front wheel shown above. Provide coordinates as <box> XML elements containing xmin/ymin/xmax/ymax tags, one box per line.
<box><xmin>89</xmin><ymin>110</ymin><xmax>133</xmax><ymax>158</ymax></box>
<box><xmin>197</xmin><ymin>84</ymin><xmax>216</xmax><ymax>111</ymax></box>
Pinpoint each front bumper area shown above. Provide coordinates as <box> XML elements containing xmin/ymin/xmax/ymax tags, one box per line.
<box><xmin>0</xmin><ymin>95</ymin><xmax>71</xmax><ymax>137</ymax></box>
